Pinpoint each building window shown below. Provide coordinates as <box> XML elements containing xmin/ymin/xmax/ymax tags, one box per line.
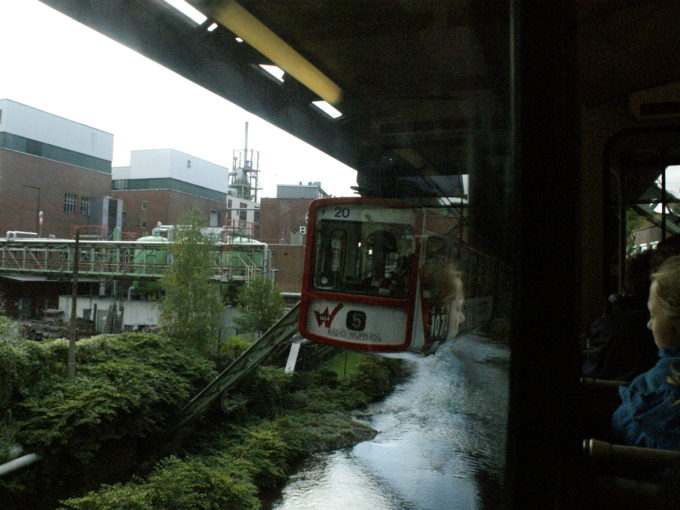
<box><xmin>64</xmin><ymin>193</ymin><xmax>77</xmax><ymax>214</ymax></box>
<box><xmin>187</xmin><ymin>159</ymin><xmax>191</xmax><ymax>168</ymax></box>
<box><xmin>26</xmin><ymin>139</ymin><xmax>43</xmax><ymax>156</ymax></box>
<box><xmin>141</xmin><ymin>201</ymin><xmax>148</xmax><ymax>210</ymax></box>
<box><xmin>140</xmin><ymin>219</ymin><xmax>147</xmax><ymax>228</ymax></box>
<box><xmin>228</xmin><ymin>199</ymin><xmax>232</xmax><ymax>208</ymax></box>
<box><xmin>80</xmin><ymin>196</ymin><xmax>91</xmax><ymax>216</ymax></box>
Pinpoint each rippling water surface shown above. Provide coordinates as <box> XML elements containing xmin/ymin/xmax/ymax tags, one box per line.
<box><xmin>271</xmin><ymin>334</ymin><xmax>509</xmax><ymax>510</ymax></box>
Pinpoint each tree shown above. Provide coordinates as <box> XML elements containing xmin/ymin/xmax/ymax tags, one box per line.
<box><xmin>159</xmin><ymin>209</ymin><xmax>223</xmax><ymax>351</ymax></box>
<box><xmin>0</xmin><ymin>292</ymin><xmax>18</xmax><ymax>342</ymax></box>
<box><xmin>234</xmin><ymin>276</ymin><xmax>285</xmax><ymax>337</ymax></box>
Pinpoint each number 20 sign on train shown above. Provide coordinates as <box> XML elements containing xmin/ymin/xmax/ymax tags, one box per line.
<box><xmin>299</xmin><ymin>198</ymin><xmax>495</xmax><ymax>355</ymax></box>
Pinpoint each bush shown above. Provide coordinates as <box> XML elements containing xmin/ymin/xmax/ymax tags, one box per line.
<box><xmin>0</xmin><ymin>315</ymin><xmax>19</xmax><ymax>342</ymax></box>
<box><xmin>238</xmin><ymin>366</ymin><xmax>295</xmax><ymax>418</ymax></box>
<box><xmin>219</xmin><ymin>335</ymin><xmax>253</xmax><ymax>362</ymax></box>
<box><xmin>15</xmin><ymin>334</ymin><xmax>216</xmax><ymax>461</ymax></box>
<box><xmin>1</xmin><ymin>333</ymin><xmax>218</xmax><ymax>507</ymax></box>
<box><xmin>345</xmin><ymin>355</ymin><xmax>405</xmax><ymax>402</ymax></box>
<box><xmin>58</xmin><ymin>413</ymin><xmax>376</xmax><ymax>510</ymax></box>
<box><xmin>7</xmin><ymin>333</ymin><xmax>406</xmax><ymax>509</ymax></box>
<box><xmin>59</xmin><ymin>456</ymin><xmax>261</xmax><ymax>510</ymax></box>
<box><xmin>0</xmin><ymin>336</ymin><xmax>71</xmax><ymax>411</ymax></box>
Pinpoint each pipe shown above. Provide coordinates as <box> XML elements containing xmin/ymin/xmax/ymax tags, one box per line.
<box><xmin>0</xmin><ymin>453</ymin><xmax>41</xmax><ymax>476</ymax></box>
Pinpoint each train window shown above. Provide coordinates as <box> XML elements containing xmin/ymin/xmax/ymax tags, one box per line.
<box><xmin>624</xmin><ymin>165</ymin><xmax>680</xmax><ymax>255</ymax></box>
<box><xmin>311</xmin><ymin>203</ymin><xmax>416</xmax><ymax>298</ymax></box>
<box><xmin>1</xmin><ymin>1</ymin><xmax>524</xmax><ymax>509</ymax></box>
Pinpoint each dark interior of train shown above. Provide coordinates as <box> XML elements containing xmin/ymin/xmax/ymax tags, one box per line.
<box><xmin>34</xmin><ymin>1</ymin><xmax>680</xmax><ymax>508</ymax></box>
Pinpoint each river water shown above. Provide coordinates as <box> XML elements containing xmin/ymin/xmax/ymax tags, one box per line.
<box><xmin>271</xmin><ymin>334</ymin><xmax>510</xmax><ymax>510</ymax></box>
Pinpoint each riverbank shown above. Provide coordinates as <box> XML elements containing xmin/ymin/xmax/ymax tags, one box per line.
<box><xmin>269</xmin><ymin>334</ymin><xmax>510</xmax><ymax>510</ymax></box>
<box><xmin>0</xmin><ymin>332</ymin><xmax>407</xmax><ymax>509</ymax></box>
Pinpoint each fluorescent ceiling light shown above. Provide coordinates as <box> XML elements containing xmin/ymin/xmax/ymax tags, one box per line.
<box><xmin>162</xmin><ymin>0</ymin><xmax>207</xmax><ymax>25</ymax></box>
<box><xmin>189</xmin><ymin>0</ymin><xmax>343</xmax><ymax>105</ymax></box>
<box><xmin>207</xmin><ymin>22</ymin><xmax>218</xmax><ymax>32</ymax></box>
<box><xmin>259</xmin><ymin>65</ymin><xmax>285</xmax><ymax>83</ymax></box>
<box><xmin>312</xmin><ymin>100</ymin><xmax>343</xmax><ymax>119</ymax></box>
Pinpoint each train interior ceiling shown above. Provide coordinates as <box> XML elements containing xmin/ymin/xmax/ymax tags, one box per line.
<box><xmin>35</xmin><ymin>1</ymin><xmax>680</xmax><ymax>509</ymax></box>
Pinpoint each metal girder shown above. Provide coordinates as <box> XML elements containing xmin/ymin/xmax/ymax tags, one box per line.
<box><xmin>37</xmin><ymin>0</ymin><xmax>362</xmax><ymax>171</ymax></box>
<box><xmin>0</xmin><ymin>239</ymin><xmax>266</xmax><ymax>281</ymax></box>
<box><xmin>174</xmin><ymin>302</ymin><xmax>300</xmax><ymax>429</ymax></box>
<box><xmin>631</xmin><ymin>203</ymin><xmax>680</xmax><ymax>235</ymax></box>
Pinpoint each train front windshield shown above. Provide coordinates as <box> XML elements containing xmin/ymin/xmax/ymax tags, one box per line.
<box><xmin>311</xmin><ymin>204</ymin><xmax>416</xmax><ymax>299</ymax></box>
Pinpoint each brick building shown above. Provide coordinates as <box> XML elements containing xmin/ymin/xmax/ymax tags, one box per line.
<box><xmin>0</xmin><ymin>99</ymin><xmax>115</xmax><ymax>238</ymax></box>
<box><xmin>111</xmin><ymin>149</ymin><xmax>228</xmax><ymax>237</ymax></box>
<box><xmin>258</xmin><ymin>182</ymin><xmax>329</xmax><ymax>292</ymax></box>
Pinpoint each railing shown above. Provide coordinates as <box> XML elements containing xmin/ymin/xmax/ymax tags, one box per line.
<box><xmin>0</xmin><ymin>239</ymin><xmax>268</xmax><ymax>282</ymax></box>
<box><xmin>224</xmin><ymin>219</ymin><xmax>259</xmax><ymax>238</ymax></box>
<box><xmin>70</xmin><ymin>225</ymin><xmax>108</xmax><ymax>240</ymax></box>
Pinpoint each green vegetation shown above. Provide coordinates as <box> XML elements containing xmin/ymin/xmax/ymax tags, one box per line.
<box><xmin>0</xmin><ymin>333</ymin><xmax>216</xmax><ymax>507</ymax></box>
<box><xmin>218</xmin><ymin>334</ymin><xmax>254</xmax><ymax>362</ymax></box>
<box><xmin>323</xmin><ymin>350</ymin><xmax>371</xmax><ymax>380</ymax></box>
<box><xmin>234</xmin><ymin>276</ymin><xmax>285</xmax><ymax>337</ymax></box>
<box><xmin>159</xmin><ymin>208</ymin><xmax>223</xmax><ymax>352</ymax></box>
<box><xmin>0</xmin><ymin>324</ymin><xmax>407</xmax><ymax>509</ymax></box>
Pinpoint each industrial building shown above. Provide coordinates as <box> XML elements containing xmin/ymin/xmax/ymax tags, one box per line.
<box><xmin>0</xmin><ymin>99</ymin><xmax>118</xmax><ymax>239</ymax></box>
<box><xmin>258</xmin><ymin>182</ymin><xmax>329</xmax><ymax>293</ymax></box>
<box><xmin>111</xmin><ymin>148</ymin><xmax>228</xmax><ymax>238</ymax></box>
<box><xmin>0</xmin><ymin>99</ymin><xmax>329</xmax><ymax>322</ymax></box>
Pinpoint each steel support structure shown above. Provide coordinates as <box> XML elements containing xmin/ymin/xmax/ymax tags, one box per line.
<box><xmin>0</xmin><ymin>239</ymin><xmax>265</xmax><ymax>282</ymax></box>
<box><xmin>174</xmin><ymin>303</ymin><xmax>300</xmax><ymax>430</ymax></box>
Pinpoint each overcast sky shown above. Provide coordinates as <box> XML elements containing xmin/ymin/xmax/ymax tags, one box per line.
<box><xmin>0</xmin><ymin>0</ymin><xmax>358</xmax><ymax>198</ymax></box>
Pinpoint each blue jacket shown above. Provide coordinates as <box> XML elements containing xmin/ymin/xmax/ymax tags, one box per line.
<box><xmin>611</xmin><ymin>347</ymin><xmax>680</xmax><ymax>450</ymax></box>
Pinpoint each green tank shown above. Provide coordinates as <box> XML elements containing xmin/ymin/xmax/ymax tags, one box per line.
<box><xmin>133</xmin><ymin>235</ymin><xmax>170</xmax><ymax>296</ymax></box>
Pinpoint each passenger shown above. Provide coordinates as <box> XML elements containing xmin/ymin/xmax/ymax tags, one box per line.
<box><xmin>611</xmin><ymin>255</ymin><xmax>680</xmax><ymax>450</ymax></box>
<box><xmin>652</xmin><ymin>233</ymin><xmax>680</xmax><ymax>272</ymax></box>
<box><xmin>581</xmin><ymin>251</ymin><xmax>658</xmax><ymax>381</ymax></box>
<box><xmin>383</xmin><ymin>254</ymin><xmax>413</xmax><ymax>297</ymax></box>
<box><xmin>420</xmin><ymin>257</ymin><xmax>465</xmax><ymax>343</ymax></box>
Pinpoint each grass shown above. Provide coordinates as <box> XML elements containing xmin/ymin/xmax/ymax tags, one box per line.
<box><xmin>321</xmin><ymin>350</ymin><xmax>368</xmax><ymax>381</ymax></box>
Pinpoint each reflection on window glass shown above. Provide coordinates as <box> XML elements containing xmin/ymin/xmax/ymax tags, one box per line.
<box><xmin>627</xmin><ymin>165</ymin><xmax>680</xmax><ymax>256</ymax></box>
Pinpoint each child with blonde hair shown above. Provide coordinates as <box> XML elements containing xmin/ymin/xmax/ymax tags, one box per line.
<box><xmin>611</xmin><ymin>255</ymin><xmax>680</xmax><ymax>450</ymax></box>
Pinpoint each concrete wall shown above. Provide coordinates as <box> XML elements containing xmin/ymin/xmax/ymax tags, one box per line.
<box><xmin>59</xmin><ymin>296</ymin><xmax>160</xmax><ymax>330</ymax></box>
<box><xmin>58</xmin><ymin>296</ymin><xmax>243</xmax><ymax>336</ymax></box>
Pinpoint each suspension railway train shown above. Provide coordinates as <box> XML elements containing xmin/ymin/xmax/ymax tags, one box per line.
<box><xmin>299</xmin><ymin>197</ymin><xmax>503</xmax><ymax>355</ymax></box>
<box><xmin>13</xmin><ymin>0</ymin><xmax>680</xmax><ymax>508</ymax></box>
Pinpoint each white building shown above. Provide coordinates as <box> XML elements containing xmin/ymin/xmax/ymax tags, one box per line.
<box><xmin>0</xmin><ymin>98</ymin><xmax>114</xmax><ymax>166</ymax></box>
<box><xmin>112</xmin><ymin>148</ymin><xmax>228</xmax><ymax>194</ymax></box>
<box><xmin>111</xmin><ymin>149</ymin><xmax>230</xmax><ymax>231</ymax></box>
